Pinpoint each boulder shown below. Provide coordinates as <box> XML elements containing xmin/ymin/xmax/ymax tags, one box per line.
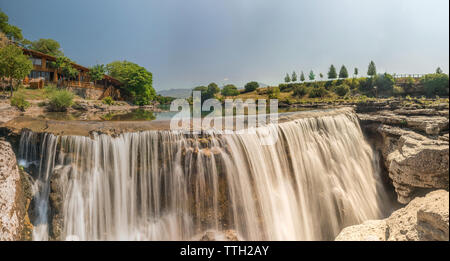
<box><xmin>336</xmin><ymin>190</ymin><xmax>449</xmax><ymax>241</ymax></box>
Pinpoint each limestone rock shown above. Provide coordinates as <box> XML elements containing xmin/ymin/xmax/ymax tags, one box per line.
<box><xmin>0</xmin><ymin>140</ymin><xmax>26</xmax><ymax>240</ymax></box>
<box><xmin>336</xmin><ymin>190</ymin><xmax>449</xmax><ymax>241</ymax></box>
<box><xmin>379</xmin><ymin>125</ymin><xmax>449</xmax><ymax>203</ymax></box>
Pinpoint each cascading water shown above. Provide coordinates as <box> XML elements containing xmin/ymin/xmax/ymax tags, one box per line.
<box><xmin>19</xmin><ymin>109</ymin><xmax>392</xmax><ymax>241</ymax></box>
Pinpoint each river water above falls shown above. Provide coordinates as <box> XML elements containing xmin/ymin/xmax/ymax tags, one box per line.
<box><xmin>18</xmin><ymin>109</ymin><xmax>392</xmax><ymax>240</ymax></box>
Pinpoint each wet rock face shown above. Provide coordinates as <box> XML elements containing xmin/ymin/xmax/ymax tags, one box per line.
<box><xmin>336</xmin><ymin>190</ymin><xmax>449</xmax><ymax>241</ymax></box>
<box><xmin>48</xmin><ymin>164</ymin><xmax>72</xmax><ymax>240</ymax></box>
<box><xmin>0</xmin><ymin>140</ymin><xmax>27</xmax><ymax>240</ymax></box>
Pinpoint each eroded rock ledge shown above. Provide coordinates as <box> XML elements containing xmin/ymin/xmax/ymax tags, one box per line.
<box><xmin>335</xmin><ymin>190</ymin><xmax>449</xmax><ymax>241</ymax></box>
<box><xmin>358</xmin><ymin>105</ymin><xmax>449</xmax><ymax>204</ymax></box>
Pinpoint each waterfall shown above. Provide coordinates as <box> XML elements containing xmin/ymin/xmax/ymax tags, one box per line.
<box><xmin>19</xmin><ymin>110</ymin><xmax>391</xmax><ymax>241</ymax></box>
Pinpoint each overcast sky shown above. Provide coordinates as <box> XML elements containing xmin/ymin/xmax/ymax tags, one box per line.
<box><xmin>1</xmin><ymin>0</ymin><xmax>449</xmax><ymax>90</ymax></box>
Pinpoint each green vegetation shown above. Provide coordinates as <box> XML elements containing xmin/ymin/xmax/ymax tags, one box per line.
<box><xmin>106</xmin><ymin>61</ymin><xmax>156</xmax><ymax>105</ymax></box>
<box><xmin>0</xmin><ymin>9</ymin><xmax>24</xmax><ymax>43</ymax></box>
<box><xmin>0</xmin><ymin>44</ymin><xmax>33</xmax><ymax>96</ymax></box>
<box><xmin>47</xmin><ymin>89</ymin><xmax>74</xmax><ymax>112</ymax></box>
<box><xmin>155</xmin><ymin>95</ymin><xmax>175</xmax><ymax>105</ymax></box>
<box><xmin>51</xmin><ymin>56</ymin><xmax>79</xmax><ymax>83</ymax></box>
<box><xmin>308</xmin><ymin>86</ymin><xmax>328</xmax><ymax>98</ymax></box>
<box><xmin>300</xmin><ymin>71</ymin><xmax>305</xmax><ymax>82</ymax></box>
<box><xmin>367</xmin><ymin>61</ymin><xmax>377</xmax><ymax>77</ymax></box>
<box><xmin>267</xmin><ymin>86</ymin><xmax>280</xmax><ymax>99</ymax></box>
<box><xmin>308</xmin><ymin>70</ymin><xmax>315</xmax><ymax>81</ymax></box>
<box><xmin>339</xmin><ymin>65</ymin><xmax>349</xmax><ymax>78</ymax></box>
<box><xmin>328</xmin><ymin>65</ymin><xmax>337</xmax><ymax>79</ymax></box>
<box><xmin>284</xmin><ymin>73</ymin><xmax>291</xmax><ymax>83</ymax></box>
<box><xmin>421</xmin><ymin>73</ymin><xmax>449</xmax><ymax>97</ymax></box>
<box><xmin>102</xmin><ymin>96</ymin><xmax>115</xmax><ymax>105</ymax></box>
<box><xmin>29</xmin><ymin>38</ymin><xmax>63</xmax><ymax>56</ymax></box>
<box><xmin>89</xmin><ymin>64</ymin><xmax>106</xmax><ymax>84</ymax></box>
<box><xmin>244</xmin><ymin>81</ymin><xmax>259</xmax><ymax>93</ymax></box>
<box><xmin>10</xmin><ymin>90</ymin><xmax>30</xmax><ymax>111</ymax></box>
<box><xmin>221</xmin><ymin>84</ymin><xmax>239</xmax><ymax>96</ymax></box>
<box><xmin>334</xmin><ymin>84</ymin><xmax>350</xmax><ymax>96</ymax></box>
<box><xmin>291</xmin><ymin>71</ymin><xmax>297</xmax><ymax>82</ymax></box>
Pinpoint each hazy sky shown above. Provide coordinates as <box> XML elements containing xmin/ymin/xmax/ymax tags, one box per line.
<box><xmin>1</xmin><ymin>0</ymin><xmax>449</xmax><ymax>90</ymax></box>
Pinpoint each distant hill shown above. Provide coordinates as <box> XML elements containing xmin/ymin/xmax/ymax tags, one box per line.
<box><xmin>157</xmin><ymin>88</ymin><xmax>192</xmax><ymax>98</ymax></box>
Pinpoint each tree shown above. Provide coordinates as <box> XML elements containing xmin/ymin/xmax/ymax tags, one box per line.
<box><xmin>0</xmin><ymin>44</ymin><xmax>33</xmax><ymax>96</ymax></box>
<box><xmin>30</xmin><ymin>38</ymin><xmax>63</xmax><ymax>56</ymax></box>
<box><xmin>300</xmin><ymin>71</ymin><xmax>305</xmax><ymax>82</ymax></box>
<box><xmin>354</xmin><ymin>68</ymin><xmax>359</xmax><ymax>77</ymax></box>
<box><xmin>52</xmin><ymin>56</ymin><xmax>79</xmax><ymax>84</ymax></box>
<box><xmin>421</xmin><ymin>73</ymin><xmax>449</xmax><ymax>97</ymax></box>
<box><xmin>367</xmin><ymin>61</ymin><xmax>377</xmax><ymax>77</ymax></box>
<box><xmin>436</xmin><ymin>67</ymin><xmax>443</xmax><ymax>74</ymax></box>
<box><xmin>221</xmin><ymin>84</ymin><xmax>239</xmax><ymax>96</ymax></box>
<box><xmin>284</xmin><ymin>73</ymin><xmax>291</xmax><ymax>83</ymax></box>
<box><xmin>107</xmin><ymin>61</ymin><xmax>156</xmax><ymax>105</ymax></box>
<box><xmin>0</xmin><ymin>10</ymin><xmax>24</xmax><ymax>43</ymax></box>
<box><xmin>291</xmin><ymin>71</ymin><xmax>297</xmax><ymax>82</ymax></box>
<box><xmin>309</xmin><ymin>70</ymin><xmax>315</xmax><ymax>81</ymax></box>
<box><xmin>267</xmin><ymin>86</ymin><xmax>280</xmax><ymax>99</ymax></box>
<box><xmin>328</xmin><ymin>65</ymin><xmax>337</xmax><ymax>79</ymax></box>
<box><xmin>206</xmin><ymin>82</ymin><xmax>220</xmax><ymax>98</ymax></box>
<box><xmin>319</xmin><ymin>73</ymin><xmax>324</xmax><ymax>80</ymax></box>
<box><xmin>88</xmin><ymin>64</ymin><xmax>105</xmax><ymax>85</ymax></box>
<box><xmin>244</xmin><ymin>81</ymin><xmax>259</xmax><ymax>92</ymax></box>
<box><xmin>339</xmin><ymin>65</ymin><xmax>349</xmax><ymax>78</ymax></box>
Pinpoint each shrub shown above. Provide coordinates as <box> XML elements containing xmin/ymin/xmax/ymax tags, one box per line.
<box><xmin>47</xmin><ymin>89</ymin><xmax>74</xmax><ymax>112</ymax></box>
<box><xmin>308</xmin><ymin>86</ymin><xmax>328</xmax><ymax>98</ymax></box>
<box><xmin>267</xmin><ymin>87</ymin><xmax>280</xmax><ymax>99</ymax></box>
<box><xmin>293</xmin><ymin>85</ymin><xmax>308</xmax><ymax>97</ymax></box>
<box><xmin>102</xmin><ymin>96</ymin><xmax>115</xmax><ymax>105</ymax></box>
<box><xmin>334</xmin><ymin>84</ymin><xmax>350</xmax><ymax>97</ymax></box>
<box><xmin>393</xmin><ymin>85</ymin><xmax>405</xmax><ymax>96</ymax></box>
<box><xmin>10</xmin><ymin>92</ymin><xmax>31</xmax><ymax>111</ymax></box>
<box><xmin>421</xmin><ymin>73</ymin><xmax>449</xmax><ymax>97</ymax></box>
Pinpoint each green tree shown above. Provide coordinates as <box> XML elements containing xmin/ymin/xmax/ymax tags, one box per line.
<box><xmin>308</xmin><ymin>70</ymin><xmax>315</xmax><ymax>81</ymax></box>
<box><xmin>0</xmin><ymin>10</ymin><xmax>24</xmax><ymax>43</ymax></box>
<box><xmin>0</xmin><ymin>44</ymin><xmax>33</xmax><ymax>96</ymax></box>
<box><xmin>300</xmin><ymin>71</ymin><xmax>305</xmax><ymax>82</ymax></box>
<box><xmin>221</xmin><ymin>84</ymin><xmax>239</xmax><ymax>96</ymax></box>
<box><xmin>291</xmin><ymin>71</ymin><xmax>297</xmax><ymax>82</ymax></box>
<box><xmin>328</xmin><ymin>65</ymin><xmax>337</xmax><ymax>79</ymax></box>
<box><xmin>339</xmin><ymin>65</ymin><xmax>348</xmax><ymax>78</ymax></box>
<box><xmin>367</xmin><ymin>61</ymin><xmax>377</xmax><ymax>77</ymax></box>
<box><xmin>319</xmin><ymin>73</ymin><xmax>324</xmax><ymax>80</ymax></box>
<box><xmin>88</xmin><ymin>64</ymin><xmax>105</xmax><ymax>85</ymax></box>
<box><xmin>206</xmin><ymin>82</ymin><xmax>220</xmax><ymax>98</ymax></box>
<box><xmin>436</xmin><ymin>67</ymin><xmax>443</xmax><ymax>74</ymax></box>
<box><xmin>30</xmin><ymin>38</ymin><xmax>63</xmax><ymax>56</ymax></box>
<box><xmin>107</xmin><ymin>61</ymin><xmax>156</xmax><ymax>105</ymax></box>
<box><xmin>421</xmin><ymin>73</ymin><xmax>449</xmax><ymax>97</ymax></box>
<box><xmin>284</xmin><ymin>73</ymin><xmax>291</xmax><ymax>83</ymax></box>
<box><xmin>52</xmin><ymin>56</ymin><xmax>79</xmax><ymax>84</ymax></box>
<box><xmin>354</xmin><ymin>68</ymin><xmax>359</xmax><ymax>77</ymax></box>
<box><xmin>244</xmin><ymin>81</ymin><xmax>259</xmax><ymax>92</ymax></box>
